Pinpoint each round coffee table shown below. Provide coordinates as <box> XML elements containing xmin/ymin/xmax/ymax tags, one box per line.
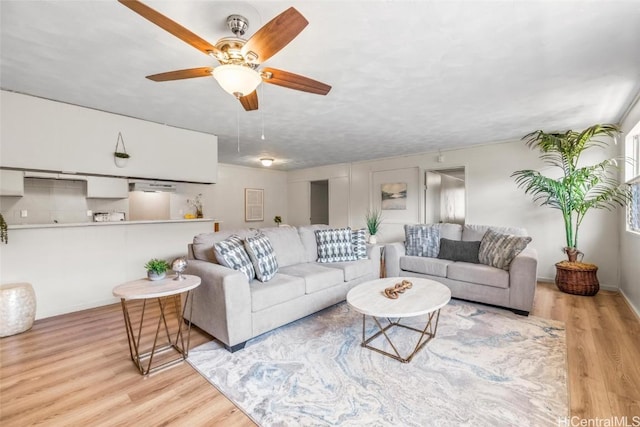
<box><xmin>347</xmin><ymin>277</ymin><xmax>451</xmax><ymax>363</ymax></box>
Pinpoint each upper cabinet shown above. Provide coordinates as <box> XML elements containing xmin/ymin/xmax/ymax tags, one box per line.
<box><xmin>0</xmin><ymin>91</ymin><xmax>218</xmax><ymax>184</ymax></box>
<box><xmin>0</xmin><ymin>169</ymin><xmax>24</xmax><ymax>196</ymax></box>
<box><xmin>86</xmin><ymin>176</ymin><xmax>129</xmax><ymax>198</ymax></box>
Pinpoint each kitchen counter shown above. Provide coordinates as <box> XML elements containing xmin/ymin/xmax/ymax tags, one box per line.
<box><xmin>8</xmin><ymin>218</ymin><xmax>219</xmax><ymax>230</ymax></box>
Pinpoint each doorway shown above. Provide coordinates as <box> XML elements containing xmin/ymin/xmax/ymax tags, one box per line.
<box><xmin>424</xmin><ymin>167</ymin><xmax>466</xmax><ymax>224</ymax></box>
<box><xmin>310</xmin><ymin>180</ymin><xmax>329</xmax><ymax>224</ymax></box>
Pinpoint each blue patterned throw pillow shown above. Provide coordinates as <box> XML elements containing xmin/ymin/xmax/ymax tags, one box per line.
<box><xmin>315</xmin><ymin>228</ymin><xmax>357</xmax><ymax>263</ymax></box>
<box><xmin>351</xmin><ymin>228</ymin><xmax>367</xmax><ymax>260</ymax></box>
<box><xmin>244</xmin><ymin>233</ymin><xmax>279</xmax><ymax>282</ymax></box>
<box><xmin>404</xmin><ymin>224</ymin><xmax>440</xmax><ymax>257</ymax></box>
<box><xmin>213</xmin><ymin>235</ymin><xmax>255</xmax><ymax>281</ymax></box>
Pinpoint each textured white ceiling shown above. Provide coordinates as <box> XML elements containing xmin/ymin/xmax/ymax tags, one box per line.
<box><xmin>1</xmin><ymin>1</ymin><xmax>639</xmax><ymax>170</ymax></box>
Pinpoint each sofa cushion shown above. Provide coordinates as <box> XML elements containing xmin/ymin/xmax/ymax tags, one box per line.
<box><xmin>404</xmin><ymin>224</ymin><xmax>440</xmax><ymax>257</ymax></box>
<box><xmin>447</xmin><ymin>262</ymin><xmax>510</xmax><ymax>289</ymax></box>
<box><xmin>479</xmin><ymin>229</ymin><xmax>532</xmax><ymax>270</ymax></box>
<box><xmin>244</xmin><ymin>233</ymin><xmax>279</xmax><ymax>282</ymax></box>
<box><xmin>298</xmin><ymin>224</ymin><xmax>331</xmax><ymax>263</ymax></box>
<box><xmin>213</xmin><ymin>235</ymin><xmax>255</xmax><ymax>281</ymax></box>
<box><xmin>462</xmin><ymin>224</ymin><xmax>527</xmax><ymax>242</ymax></box>
<box><xmin>351</xmin><ymin>228</ymin><xmax>368</xmax><ymax>260</ymax></box>
<box><xmin>322</xmin><ymin>258</ymin><xmax>374</xmax><ymax>281</ymax></box>
<box><xmin>250</xmin><ymin>274</ymin><xmax>305</xmax><ymax>312</ymax></box>
<box><xmin>399</xmin><ymin>256</ymin><xmax>453</xmax><ymax>278</ymax></box>
<box><xmin>261</xmin><ymin>227</ymin><xmax>306</xmax><ymax>268</ymax></box>
<box><xmin>279</xmin><ymin>263</ymin><xmax>344</xmax><ymax>294</ymax></box>
<box><xmin>192</xmin><ymin>229</ymin><xmax>253</xmax><ymax>263</ymax></box>
<box><xmin>437</xmin><ymin>238</ymin><xmax>480</xmax><ymax>264</ymax></box>
<box><xmin>315</xmin><ymin>228</ymin><xmax>357</xmax><ymax>263</ymax></box>
<box><xmin>439</xmin><ymin>223</ymin><xmax>463</xmax><ymax>241</ymax></box>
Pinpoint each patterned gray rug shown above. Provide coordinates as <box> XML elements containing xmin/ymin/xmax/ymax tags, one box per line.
<box><xmin>188</xmin><ymin>300</ymin><xmax>567</xmax><ymax>426</ymax></box>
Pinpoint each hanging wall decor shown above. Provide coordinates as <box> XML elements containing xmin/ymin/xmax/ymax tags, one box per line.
<box><xmin>114</xmin><ymin>132</ymin><xmax>130</xmax><ymax>168</ymax></box>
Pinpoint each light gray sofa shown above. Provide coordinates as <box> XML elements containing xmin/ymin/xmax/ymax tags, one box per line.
<box><xmin>184</xmin><ymin>225</ymin><xmax>381</xmax><ymax>352</ymax></box>
<box><xmin>385</xmin><ymin>223</ymin><xmax>537</xmax><ymax>315</ymax></box>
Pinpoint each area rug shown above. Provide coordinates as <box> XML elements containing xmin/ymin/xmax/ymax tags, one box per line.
<box><xmin>188</xmin><ymin>300</ymin><xmax>568</xmax><ymax>426</ymax></box>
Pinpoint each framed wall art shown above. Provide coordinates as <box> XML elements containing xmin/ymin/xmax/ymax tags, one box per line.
<box><xmin>245</xmin><ymin>188</ymin><xmax>264</xmax><ymax>222</ymax></box>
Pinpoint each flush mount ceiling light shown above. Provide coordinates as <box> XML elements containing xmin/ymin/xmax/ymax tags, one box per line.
<box><xmin>260</xmin><ymin>158</ymin><xmax>274</xmax><ymax>167</ymax></box>
<box><xmin>213</xmin><ymin>64</ymin><xmax>262</xmax><ymax>98</ymax></box>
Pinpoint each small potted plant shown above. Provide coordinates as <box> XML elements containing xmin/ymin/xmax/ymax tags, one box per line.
<box><xmin>0</xmin><ymin>213</ymin><xmax>8</xmax><ymax>244</ymax></box>
<box><xmin>114</xmin><ymin>131</ymin><xmax>130</xmax><ymax>168</ymax></box>
<box><xmin>187</xmin><ymin>194</ymin><xmax>203</xmax><ymax>218</ymax></box>
<box><xmin>365</xmin><ymin>208</ymin><xmax>383</xmax><ymax>244</ymax></box>
<box><xmin>274</xmin><ymin>215</ymin><xmax>282</xmax><ymax>226</ymax></box>
<box><xmin>144</xmin><ymin>258</ymin><xmax>170</xmax><ymax>281</ymax></box>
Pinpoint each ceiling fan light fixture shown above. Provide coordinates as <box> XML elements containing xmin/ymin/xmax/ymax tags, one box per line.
<box><xmin>260</xmin><ymin>158</ymin><xmax>274</xmax><ymax>167</ymax></box>
<box><xmin>213</xmin><ymin>64</ymin><xmax>262</xmax><ymax>98</ymax></box>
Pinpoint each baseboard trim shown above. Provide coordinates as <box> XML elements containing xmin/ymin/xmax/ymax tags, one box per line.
<box><xmin>620</xmin><ymin>289</ymin><xmax>640</xmax><ymax>321</ymax></box>
<box><xmin>537</xmin><ymin>276</ymin><xmax>618</xmax><ymax>292</ymax></box>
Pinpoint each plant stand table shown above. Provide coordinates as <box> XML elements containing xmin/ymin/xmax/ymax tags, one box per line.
<box><xmin>113</xmin><ymin>274</ymin><xmax>201</xmax><ymax>375</ymax></box>
<box><xmin>346</xmin><ymin>277</ymin><xmax>451</xmax><ymax>363</ymax></box>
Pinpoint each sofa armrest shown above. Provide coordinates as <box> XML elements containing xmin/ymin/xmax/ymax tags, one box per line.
<box><xmin>508</xmin><ymin>247</ymin><xmax>538</xmax><ymax>312</ymax></box>
<box><xmin>184</xmin><ymin>260</ymin><xmax>252</xmax><ymax>347</ymax></box>
<box><xmin>384</xmin><ymin>242</ymin><xmax>406</xmax><ymax>277</ymax></box>
<box><xmin>366</xmin><ymin>243</ymin><xmax>382</xmax><ymax>277</ymax></box>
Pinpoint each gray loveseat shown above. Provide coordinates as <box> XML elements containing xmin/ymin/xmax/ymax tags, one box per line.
<box><xmin>184</xmin><ymin>225</ymin><xmax>381</xmax><ymax>351</ymax></box>
<box><xmin>385</xmin><ymin>223</ymin><xmax>537</xmax><ymax>315</ymax></box>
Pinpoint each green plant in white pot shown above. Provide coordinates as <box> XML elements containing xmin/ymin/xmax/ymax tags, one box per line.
<box><xmin>144</xmin><ymin>258</ymin><xmax>170</xmax><ymax>281</ymax></box>
<box><xmin>365</xmin><ymin>208</ymin><xmax>383</xmax><ymax>244</ymax></box>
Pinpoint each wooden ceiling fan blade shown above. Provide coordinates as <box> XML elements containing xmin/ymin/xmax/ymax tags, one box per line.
<box><xmin>241</xmin><ymin>7</ymin><xmax>308</xmax><ymax>64</ymax></box>
<box><xmin>262</xmin><ymin>68</ymin><xmax>331</xmax><ymax>95</ymax></box>
<box><xmin>146</xmin><ymin>67</ymin><xmax>213</xmax><ymax>82</ymax></box>
<box><xmin>239</xmin><ymin>90</ymin><xmax>259</xmax><ymax>111</ymax></box>
<box><xmin>118</xmin><ymin>0</ymin><xmax>223</xmax><ymax>58</ymax></box>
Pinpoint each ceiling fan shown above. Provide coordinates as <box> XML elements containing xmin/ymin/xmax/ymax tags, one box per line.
<box><xmin>118</xmin><ymin>0</ymin><xmax>331</xmax><ymax>111</ymax></box>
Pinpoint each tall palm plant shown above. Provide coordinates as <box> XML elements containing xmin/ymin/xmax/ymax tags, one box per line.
<box><xmin>512</xmin><ymin>124</ymin><xmax>630</xmax><ymax>261</ymax></box>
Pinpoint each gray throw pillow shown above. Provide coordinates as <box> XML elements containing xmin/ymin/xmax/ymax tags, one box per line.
<box><xmin>479</xmin><ymin>228</ymin><xmax>532</xmax><ymax>270</ymax></box>
<box><xmin>351</xmin><ymin>228</ymin><xmax>367</xmax><ymax>260</ymax></box>
<box><xmin>213</xmin><ymin>235</ymin><xmax>255</xmax><ymax>280</ymax></box>
<box><xmin>315</xmin><ymin>228</ymin><xmax>357</xmax><ymax>263</ymax></box>
<box><xmin>404</xmin><ymin>224</ymin><xmax>440</xmax><ymax>257</ymax></box>
<box><xmin>244</xmin><ymin>233</ymin><xmax>278</xmax><ymax>282</ymax></box>
<box><xmin>437</xmin><ymin>238</ymin><xmax>481</xmax><ymax>263</ymax></box>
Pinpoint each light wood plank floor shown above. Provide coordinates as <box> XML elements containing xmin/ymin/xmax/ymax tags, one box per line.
<box><xmin>1</xmin><ymin>283</ymin><xmax>639</xmax><ymax>425</ymax></box>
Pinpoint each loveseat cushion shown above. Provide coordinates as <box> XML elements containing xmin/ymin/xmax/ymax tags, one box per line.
<box><xmin>250</xmin><ymin>274</ymin><xmax>305</xmax><ymax>312</ymax></box>
<box><xmin>315</xmin><ymin>228</ymin><xmax>357</xmax><ymax>263</ymax></box>
<box><xmin>193</xmin><ymin>229</ymin><xmax>253</xmax><ymax>263</ymax></box>
<box><xmin>437</xmin><ymin>238</ymin><xmax>480</xmax><ymax>264</ymax></box>
<box><xmin>323</xmin><ymin>258</ymin><xmax>374</xmax><ymax>281</ymax></box>
<box><xmin>261</xmin><ymin>227</ymin><xmax>306</xmax><ymax>268</ymax></box>
<box><xmin>447</xmin><ymin>262</ymin><xmax>509</xmax><ymax>289</ymax></box>
<box><xmin>244</xmin><ymin>233</ymin><xmax>279</xmax><ymax>282</ymax></box>
<box><xmin>213</xmin><ymin>235</ymin><xmax>255</xmax><ymax>280</ymax></box>
<box><xmin>400</xmin><ymin>256</ymin><xmax>453</xmax><ymax>278</ymax></box>
<box><xmin>279</xmin><ymin>263</ymin><xmax>344</xmax><ymax>294</ymax></box>
<box><xmin>479</xmin><ymin>229</ymin><xmax>532</xmax><ymax>270</ymax></box>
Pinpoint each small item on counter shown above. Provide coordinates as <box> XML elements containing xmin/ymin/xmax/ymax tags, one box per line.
<box><xmin>184</xmin><ymin>213</ymin><xmax>196</xmax><ymax>219</ymax></box>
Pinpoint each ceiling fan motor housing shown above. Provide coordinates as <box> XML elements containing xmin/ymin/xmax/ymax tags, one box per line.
<box><xmin>227</xmin><ymin>14</ymin><xmax>249</xmax><ymax>36</ymax></box>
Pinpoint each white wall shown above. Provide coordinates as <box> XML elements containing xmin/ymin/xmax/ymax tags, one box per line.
<box><xmin>619</xmin><ymin>98</ymin><xmax>640</xmax><ymax>316</ymax></box>
<box><xmin>0</xmin><ymin>91</ymin><xmax>218</xmax><ymax>183</ymax></box>
<box><xmin>290</xmin><ymin>140</ymin><xmax>622</xmax><ymax>289</ymax></box>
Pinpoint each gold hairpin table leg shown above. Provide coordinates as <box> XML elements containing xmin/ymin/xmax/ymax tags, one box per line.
<box><xmin>360</xmin><ymin>309</ymin><xmax>441</xmax><ymax>363</ymax></box>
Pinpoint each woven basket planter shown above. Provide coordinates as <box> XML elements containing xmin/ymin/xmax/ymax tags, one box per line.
<box><xmin>555</xmin><ymin>261</ymin><xmax>599</xmax><ymax>296</ymax></box>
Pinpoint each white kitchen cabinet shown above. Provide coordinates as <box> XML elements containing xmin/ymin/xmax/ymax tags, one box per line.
<box><xmin>0</xmin><ymin>170</ymin><xmax>24</xmax><ymax>196</ymax></box>
<box><xmin>86</xmin><ymin>176</ymin><xmax>129</xmax><ymax>198</ymax></box>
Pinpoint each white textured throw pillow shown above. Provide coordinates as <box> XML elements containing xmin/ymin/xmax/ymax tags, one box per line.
<box><xmin>479</xmin><ymin>228</ymin><xmax>532</xmax><ymax>270</ymax></box>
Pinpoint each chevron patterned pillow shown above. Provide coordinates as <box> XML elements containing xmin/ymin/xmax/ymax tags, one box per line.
<box><xmin>315</xmin><ymin>228</ymin><xmax>357</xmax><ymax>263</ymax></box>
<box><xmin>351</xmin><ymin>228</ymin><xmax>368</xmax><ymax>260</ymax></box>
<box><xmin>244</xmin><ymin>233</ymin><xmax>279</xmax><ymax>282</ymax></box>
<box><xmin>213</xmin><ymin>235</ymin><xmax>255</xmax><ymax>281</ymax></box>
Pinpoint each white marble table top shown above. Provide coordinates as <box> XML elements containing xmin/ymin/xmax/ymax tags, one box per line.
<box><xmin>347</xmin><ymin>277</ymin><xmax>451</xmax><ymax>318</ymax></box>
<box><xmin>112</xmin><ymin>274</ymin><xmax>201</xmax><ymax>300</ymax></box>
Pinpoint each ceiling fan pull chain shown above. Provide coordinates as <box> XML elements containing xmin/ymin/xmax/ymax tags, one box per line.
<box><xmin>237</xmin><ymin>101</ymin><xmax>241</xmax><ymax>153</ymax></box>
<box><xmin>261</xmin><ymin>84</ymin><xmax>265</xmax><ymax>140</ymax></box>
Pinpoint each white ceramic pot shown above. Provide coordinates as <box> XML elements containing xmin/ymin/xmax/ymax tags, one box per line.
<box><xmin>114</xmin><ymin>156</ymin><xmax>128</xmax><ymax>168</ymax></box>
<box><xmin>147</xmin><ymin>271</ymin><xmax>166</xmax><ymax>281</ymax></box>
<box><xmin>368</xmin><ymin>235</ymin><xmax>377</xmax><ymax>244</ymax></box>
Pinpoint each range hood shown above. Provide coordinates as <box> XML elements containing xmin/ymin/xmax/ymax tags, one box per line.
<box><xmin>129</xmin><ymin>180</ymin><xmax>177</xmax><ymax>193</ymax></box>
